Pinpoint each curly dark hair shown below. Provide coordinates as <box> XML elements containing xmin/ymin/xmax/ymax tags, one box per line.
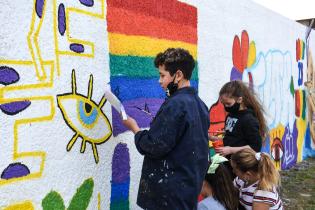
<box><xmin>154</xmin><ymin>48</ymin><xmax>195</xmax><ymax>79</ymax></box>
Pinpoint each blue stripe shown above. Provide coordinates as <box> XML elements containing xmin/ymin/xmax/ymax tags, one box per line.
<box><xmin>109</xmin><ymin>76</ymin><xmax>198</xmax><ymax>101</ymax></box>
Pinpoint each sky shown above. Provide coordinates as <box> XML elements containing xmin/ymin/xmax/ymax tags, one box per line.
<box><xmin>251</xmin><ymin>0</ymin><xmax>315</xmax><ymax>20</ymax></box>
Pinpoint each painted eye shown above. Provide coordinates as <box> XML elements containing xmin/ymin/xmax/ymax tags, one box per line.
<box><xmin>57</xmin><ymin>70</ymin><xmax>112</xmax><ymax>163</ymax></box>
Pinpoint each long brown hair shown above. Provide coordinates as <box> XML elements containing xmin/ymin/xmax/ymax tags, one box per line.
<box><xmin>219</xmin><ymin>80</ymin><xmax>267</xmax><ymax>139</ymax></box>
<box><xmin>205</xmin><ymin>164</ymin><xmax>239</xmax><ymax>210</ymax></box>
<box><xmin>231</xmin><ymin>148</ymin><xmax>280</xmax><ymax>191</ymax></box>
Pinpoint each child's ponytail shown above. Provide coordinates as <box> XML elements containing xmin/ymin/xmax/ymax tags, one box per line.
<box><xmin>257</xmin><ymin>152</ymin><xmax>280</xmax><ymax>191</ymax></box>
<box><xmin>231</xmin><ymin>148</ymin><xmax>280</xmax><ymax>191</ymax></box>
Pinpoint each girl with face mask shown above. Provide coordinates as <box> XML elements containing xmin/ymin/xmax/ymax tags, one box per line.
<box><xmin>211</xmin><ymin>80</ymin><xmax>267</xmax><ymax>166</ymax></box>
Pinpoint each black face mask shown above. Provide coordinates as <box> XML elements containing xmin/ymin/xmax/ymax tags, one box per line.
<box><xmin>166</xmin><ymin>76</ymin><xmax>178</xmax><ymax>97</ymax></box>
<box><xmin>224</xmin><ymin>102</ymin><xmax>240</xmax><ymax>113</ymax></box>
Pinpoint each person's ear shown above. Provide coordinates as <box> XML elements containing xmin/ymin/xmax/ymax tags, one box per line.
<box><xmin>237</xmin><ymin>96</ymin><xmax>243</xmax><ymax>104</ymax></box>
<box><xmin>175</xmin><ymin>70</ymin><xmax>184</xmax><ymax>82</ymax></box>
<box><xmin>245</xmin><ymin>171</ymin><xmax>254</xmax><ymax>180</ymax></box>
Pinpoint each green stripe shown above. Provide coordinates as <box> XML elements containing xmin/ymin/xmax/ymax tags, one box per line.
<box><xmin>109</xmin><ymin>54</ymin><xmax>198</xmax><ymax>80</ymax></box>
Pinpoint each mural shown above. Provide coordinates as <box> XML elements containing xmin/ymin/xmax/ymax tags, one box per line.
<box><xmin>41</xmin><ymin>178</ymin><xmax>94</xmax><ymax>210</ymax></box>
<box><xmin>106</xmin><ymin>0</ymin><xmax>199</xmax><ymax>136</ymax></box>
<box><xmin>57</xmin><ymin>70</ymin><xmax>112</xmax><ymax>163</ymax></box>
<box><xmin>209</xmin><ymin>29</ymin><xmax>312</xmax><ymax>170</ymax></box>
<box><xmin>110</xmin><ymin>143</ymin><xmax>130</xmax><ymax>210</ymax></box>
<box><xmin>1</xmin><ymin>0</ymin><xmax>110</xmax><ymax>208</ymax></box>
<box><xmin>1</xmin><ymin>0</ymin><xmax>315</xmax><ymax>209</ymax></box>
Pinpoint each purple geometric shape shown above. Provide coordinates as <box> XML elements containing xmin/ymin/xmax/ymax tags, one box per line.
<box><xmin>230</xmin><ymin>66</ymin><xmax>242</xmax><ymax>81</ymax></box>
<box><xmin>58</xmin><ymin>3</ymin><xmax>66</xmax><ymax>36</ymax></box>
<box><xmin>1</xmin><ymin>163</ymin><xmax>30</xmax><ymax>179</ymax></box>
<box><xmin>112</xmin><ymin>143</ymin><xmax>130</xmax><ymax>183</ymax></box>
<box><xmin>0</xmin><ymin>66</ymin><xmax>20</xmax><ymax>85</ymax></box>
<box><xmin>112</xmin><ymin>98</ymin><xmax>164</xmax><ymax>136</ymax></box>
<box><xmin>79</xmin><ymin>0</ymin><xmax>94</xmax><ymax>7</ymax></box>
<box><xmin>70</xmin><ymin>43</ymin><xmax>85</xmax><ymax>53</ymax></box>
<box><xmin>0</xmin><ymin>101</ymin><xmax>31</xmax><ymax>115</ymax></box>
<box><xmin>281</xmin><ymin>122</ymin><xmax>298</xmax><ymax>169</ymax></box>
<box><xmin>35</xmin><ymin>0</ymin><xmax>45</xmax><ymax>18</ymax></box>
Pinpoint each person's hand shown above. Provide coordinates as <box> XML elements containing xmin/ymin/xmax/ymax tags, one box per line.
<box><xmin>215</xmin><ymin>146</ymin><xmax>233</xmax><ymax>156</ymax></box>
<box><xmin>209</xmin><ymin>135</ymin><xmax>220</xmax><ymax>141</ymax></box>
<box><xmin>122</xmin><ymin>116</ymin><xmax>140</xmax><ymax>134</ymax></box>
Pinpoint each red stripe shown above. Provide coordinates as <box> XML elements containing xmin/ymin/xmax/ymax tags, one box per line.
<box><xmin>242</xmin><ymin>191</ymin><xmax>254</xmax><ymax>196</ymax></box>
<box><xmin>240</xmin><ymin>198</ymin><xmax>252</xmax><ymax>206</ymax></box>
<box><xmin>107</xmin><ymin>0</ymin><xmax>197</xmax><ymax>28</ymax></box>
<box><xmin>107</xmin><ymin>7</ymin><xmax>197</xmax><ymax>44</ymax></box>
<box><xmin>254</xmin><ymin>195</ymin><xmax>277</xmax><ymax>204</ymax></box>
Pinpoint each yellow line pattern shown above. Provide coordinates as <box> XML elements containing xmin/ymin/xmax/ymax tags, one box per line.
<box><xmin>0</xmin><ymin>1</ymin><xmax>54</xmax><ymax>186</ymax></box>
<box><xmin>3</xmin><ymin>201</ymin><xmax>34</xmax><ymax>210</ymax></box>
<box><xmin>98</xmin><ymin>192</ymin><xmax>101</xmax><ymax>210</ymax></box>
<box><xmin>53</xmin><ymin>0</ymin><xmax>105</xmax><ymax>75</ymax></box>
<box><xmin>27</xmin><ymin>0</ymin><xmax>48</xmax><ymax>80</ymax></box>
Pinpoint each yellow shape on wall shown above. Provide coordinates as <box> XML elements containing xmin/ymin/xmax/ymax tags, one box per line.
<box><xmin>247</xmin><ymin>41</ymin><xmax>256</xmax><ymax>68</ymax></box>
<box><xmin>3</xmin><ymin>201</ymin><xmax>34</xmax><ymax>210</ymax></box>
<box><xmin>269</xmin><ymin>124</ymin><xmax>285</xmax><ymax>170</ymax></box>
<box><xmin>296</xmin><ymin>118</ymin><xmax>307</xmax><ymax>162</ymax></box>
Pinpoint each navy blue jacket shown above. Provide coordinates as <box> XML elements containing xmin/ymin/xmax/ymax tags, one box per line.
<box><xmin>135</xmin><ymin>87</ymin><xmax>210</xmax><ymax>210</ymax></box>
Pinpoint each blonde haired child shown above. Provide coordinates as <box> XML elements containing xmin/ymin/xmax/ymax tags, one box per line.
<box><xmin>231</xmin><ymin>148</ymin><xmax>283</xmax><ymax>210</ymax></box>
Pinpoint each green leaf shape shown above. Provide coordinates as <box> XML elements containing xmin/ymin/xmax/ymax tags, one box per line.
<box><xmin>42</xmin><ymin>191</ymin><xmax>65</xmax><ymax>210</ymax></box>
<box><xmin>67</xmin><ymin>178</ymin><xmax>94</xmax><ymax>210</ymax></box>
<box><xmin>290</xmin><ymin>76</ymin><xmax>295</xmax><ymax>97</ymax></box>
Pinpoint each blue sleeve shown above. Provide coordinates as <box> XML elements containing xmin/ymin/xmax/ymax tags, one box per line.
<box><xmin>134</xmin><ymin>102</ymin><xmax>186</xmax><ymax>159</ymax></box>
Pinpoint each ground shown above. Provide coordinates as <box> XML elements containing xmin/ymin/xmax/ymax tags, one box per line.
<box><xmin>280</xmin><ymin>157</ymin><xmax>315</xmax><ymax>210</ymax></box>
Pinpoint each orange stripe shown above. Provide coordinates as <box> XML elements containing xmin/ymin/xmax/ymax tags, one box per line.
<box><xmin>107</xmin><ymin>7</ymin><xmax>197</xmax><ymax>44</ymax></box>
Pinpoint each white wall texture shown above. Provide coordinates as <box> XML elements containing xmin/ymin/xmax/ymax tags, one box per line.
<box><xmin>0</xmin><ymin>0</ymin><xmax>314</xmax><ymax>209</ymax></box>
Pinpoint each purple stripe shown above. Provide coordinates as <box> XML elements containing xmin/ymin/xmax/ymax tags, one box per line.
<box><xmin>0</xmin><ymin>101</ymin><xmax>31</xmax><ymax>115</ymax></box>
<box><xmin>58</xmin><ymin>3</ymin><xmax>66</xmax><ymax>36</ymax></box>
<box><xmin>35</xmin><ymin>0</ymin><xmax>45</xmax><ymax>18</ymax></box>
<box><xmin>112</xmin><ymin>98</ymin><xmax>164</xmax><ymax>136</ymax></box>
<box><xmin>79</xmin><ymin>0</ymin><xmax>94</xmax><ymax>7</ymax></box>
<box><xmin>112</xmin><ymin>143</ymin><xmax>130</xmax><ymax>183</ymax></box>
<box><xmin>70</xmin><ymin>43</ymin><xmax>85</xmax><ymax>53</ymax></box>
<box><xmin>0</xmin><ymin>66</ymin><xmax>20</xmax><ymax>85</ymax></box>
<box><xmin>1</xmin><ymin>163</ymin><xmax>30</xmax><ymax>179</ymax></box>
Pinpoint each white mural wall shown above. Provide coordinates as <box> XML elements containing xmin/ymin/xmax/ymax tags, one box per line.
<box><xmin>0</xmin><ymin>0</ymin><xmax>314</xmax><ymax>209</ymax></box>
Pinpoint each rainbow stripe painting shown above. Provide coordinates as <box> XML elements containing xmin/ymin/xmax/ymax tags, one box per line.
<box><xmin>107</xmin><ymin>0</ymin><xmax>198</xmax><ymax>136</ymax></box>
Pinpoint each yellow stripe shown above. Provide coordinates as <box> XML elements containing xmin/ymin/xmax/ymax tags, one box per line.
<box><xmin>108</xmin><ymin>33</ymin><xmax>197</xmax><ymax>59</ymax></box>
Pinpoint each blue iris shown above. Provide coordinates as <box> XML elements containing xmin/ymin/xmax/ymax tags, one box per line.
<box><xmin>79</xmin><ymin>101</ymin><xmax>98</xmax><ymax>125</ymax></box>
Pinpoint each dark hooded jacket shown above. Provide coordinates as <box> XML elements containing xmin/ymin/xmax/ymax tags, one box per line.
<box><xmin>134</xmin><ymin>87</ymin><xmax>210</xmax><ymax>210</ymax></box>
<box><xmin>223</xmin><ymin>108</ymin><xmax>262</xmax><ymax>152</ymax></box>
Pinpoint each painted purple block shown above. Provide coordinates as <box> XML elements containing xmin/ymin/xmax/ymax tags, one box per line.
<box><xmin>230</xmin><ymin>67</ymin><xmax>242</xmax><ymax>81</ymax></box>
<box><xmin>112</xmin><ymin>98</ymin><xmax>164</xmax><ymax>136</ymax></box>
<box><xmin>112</xmin><ymin>143</ymin><xmax>130</xmax><ymax>183</ymax></box>
<box><xmin>58</xmin><ymin>3</ymin><xmax>66</xmax><ymax>36</ymax></box>
<box><xmin>35</xmin><ymin>0</ymin><xmax>45</xmax><ymax>18</ymax></box>
<box><xmin>298</xmin><ymin>62</ymin><xmax>303</xmax><ymax>86</ymax></box>
<box><xmin>0</xmin><ymin>101</ymin><xmax>31</xmax><ymax>115</ymax></box>
<box><xmin>281</xmin><ymin>122</ymin><xmax>298</xmax><ymax>170</ymax></box>
<box><xmin>79</xmin><ymin>0</ymin><xmax>94</xmax><ymax>7</ymax></box>
<box><xmin>1</xmin><ymin>163</ymin><xmax>30</xmax><ymax>179</ymax></box>
<box><xmin>0</xmin><ymin>66</ymin><xmax>20</xmax><ymax>85</ymax></box>
<box><xmin>70</xmin><ymin>43</ymin><xmax>85</xmax><ymax>53</ymax></box>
